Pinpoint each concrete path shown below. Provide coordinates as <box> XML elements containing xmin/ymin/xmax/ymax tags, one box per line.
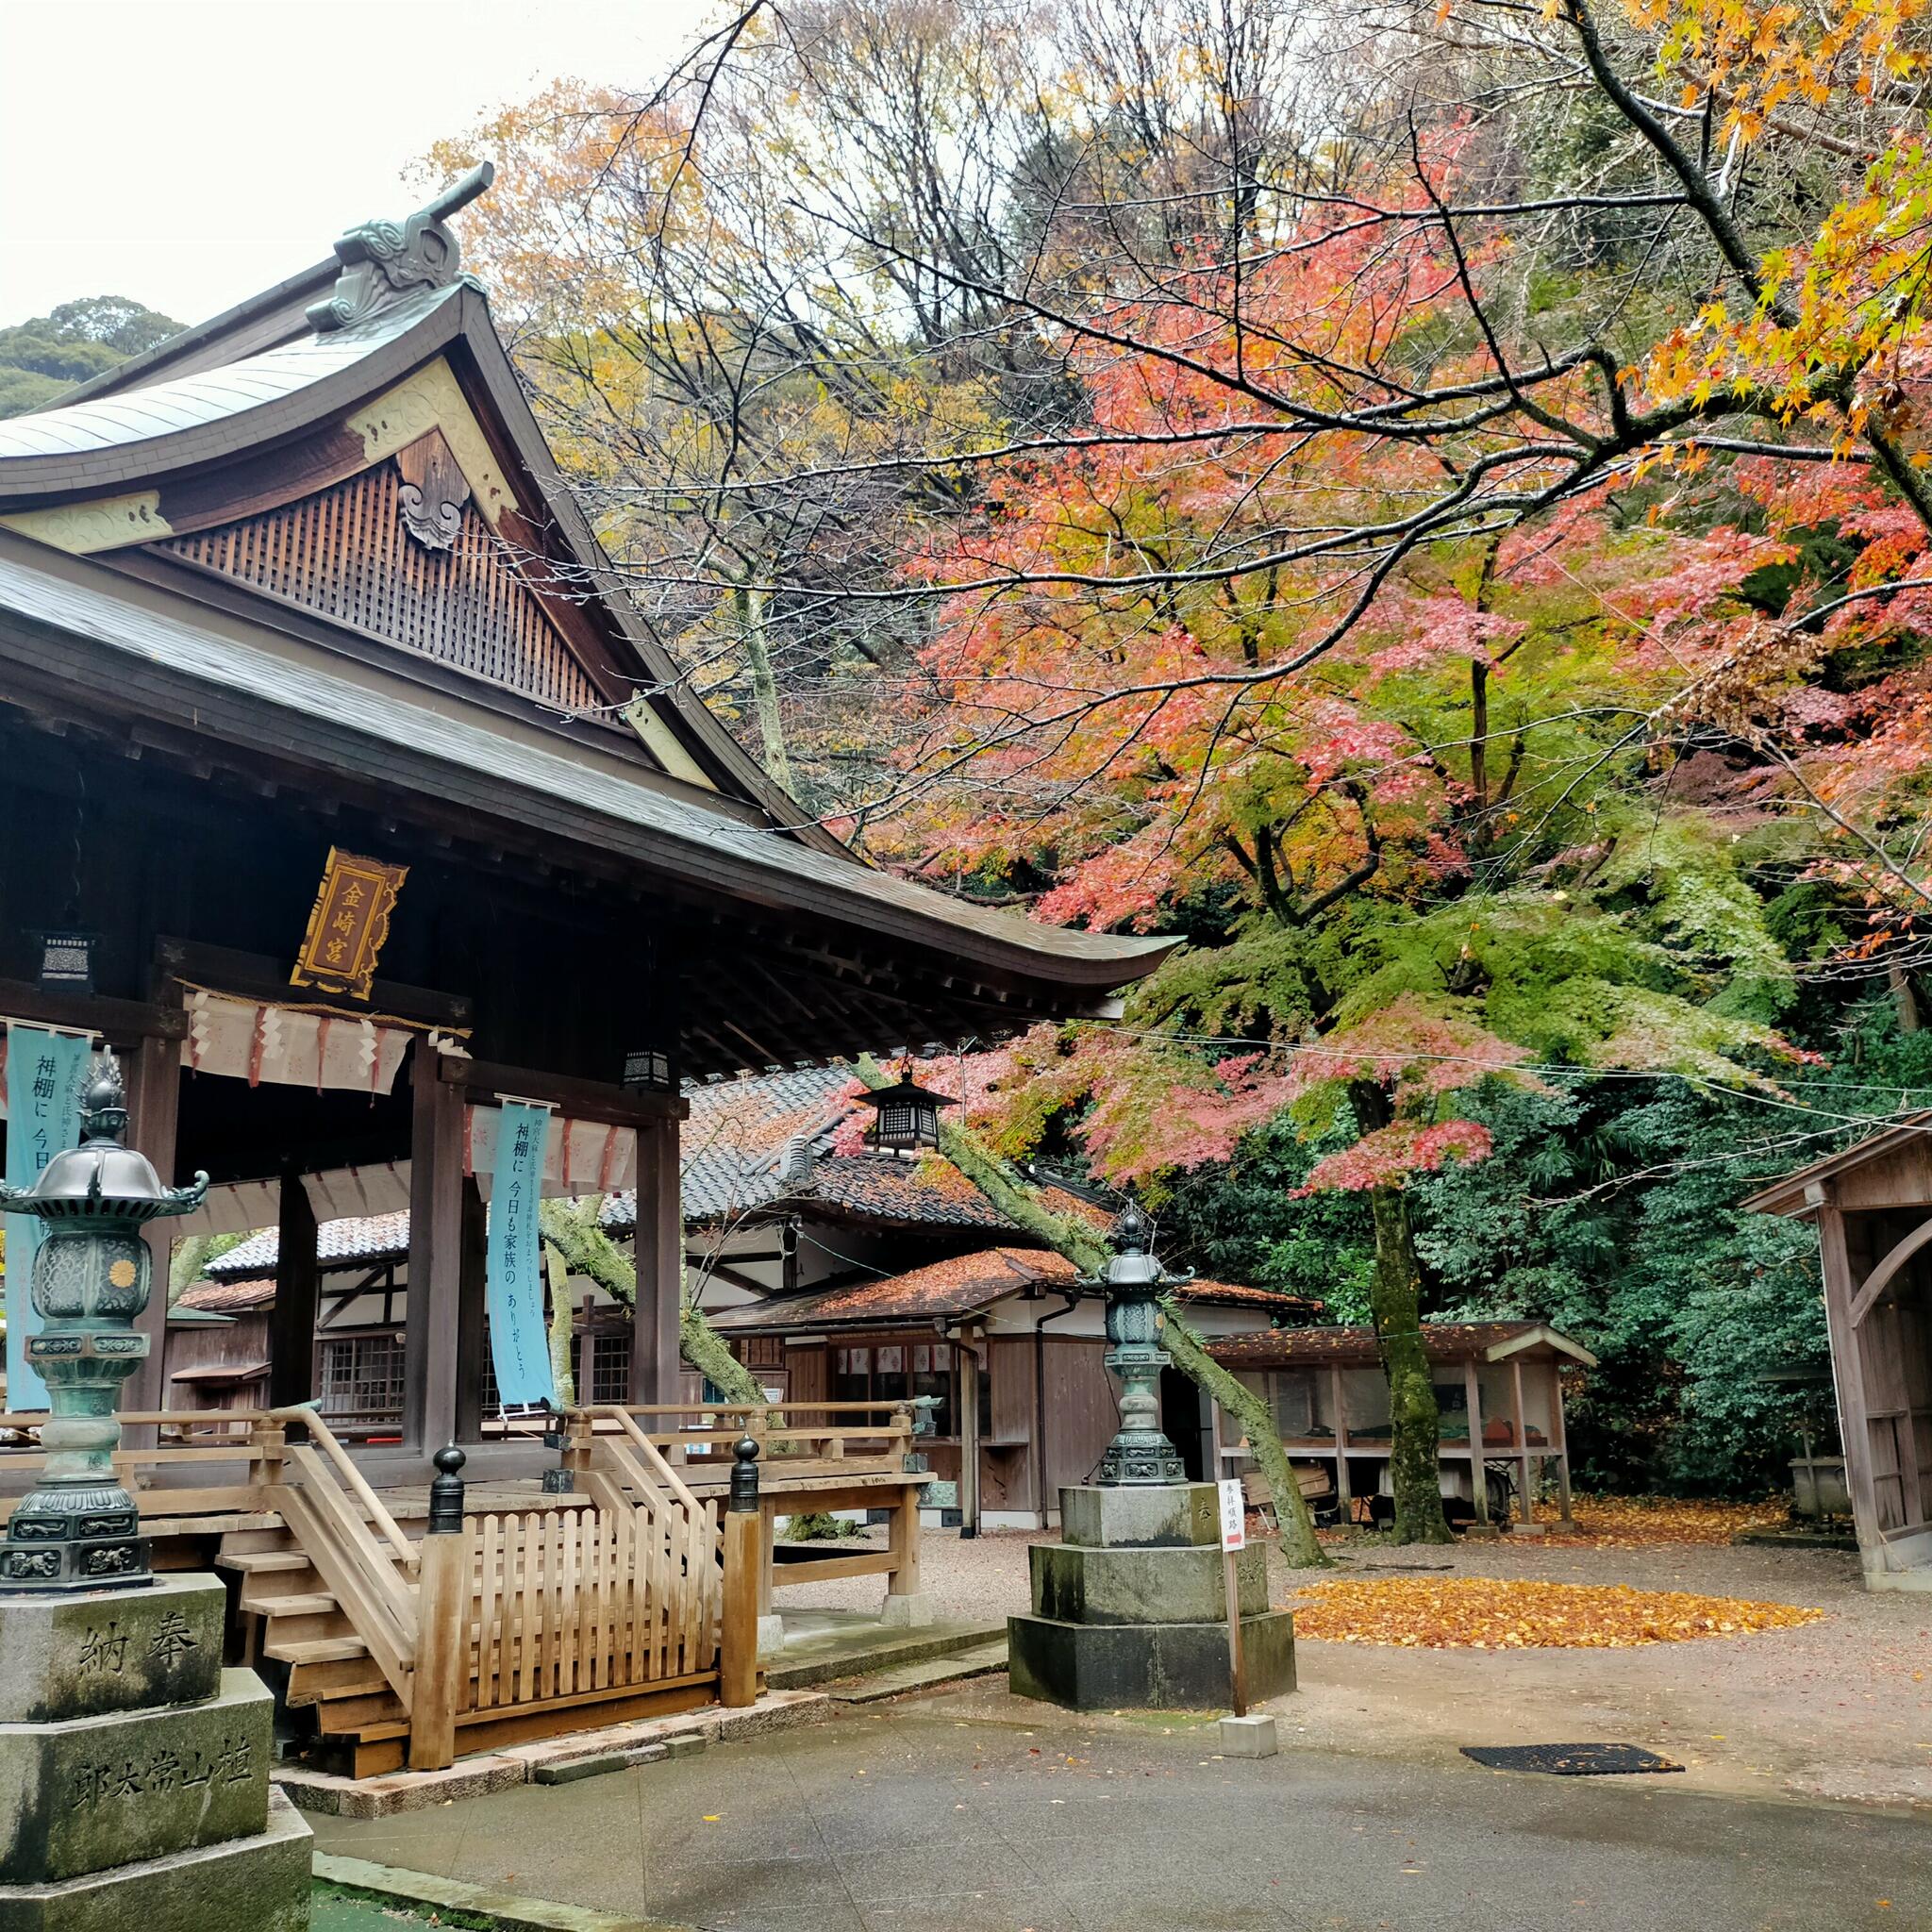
<box><xmin>307</xmin><ymin>1687</ymin><xmax>1932</xmax><ymax>1931</ymax></box>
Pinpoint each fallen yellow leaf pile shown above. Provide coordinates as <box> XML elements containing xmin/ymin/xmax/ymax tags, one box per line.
<box><xmin>1291</xmin><ymin>1575</ymin><xmax>1824</xmax><ymax>1648</ymax></box>
<box><xmin>1555</xmin><ymin>1496</ymin><xmax>1788</xmax><ymax>1547</ymax></box>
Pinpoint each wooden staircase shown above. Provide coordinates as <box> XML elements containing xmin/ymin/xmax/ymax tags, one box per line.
<box><xmin>213</xmin><ymin>1407</ymin><xmax>737</xmax><ymax>1778</ymax></box>
<box><xmin>218</xmin><ymin>1525</ymin><xmax>412</xmax><ymax>1776</ymax></box>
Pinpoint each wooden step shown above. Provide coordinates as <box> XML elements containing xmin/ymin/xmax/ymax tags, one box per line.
<box><xmin>310</xmin><ymin>1688</ymin><xmax>408</xmax><ymax>1731</ymax></box>
<box><xmin>258</xmin><ymin>1609</ymin><xmax>358</xmax><ymax>1645</ymax></box>
<box><xmin>286</xmin><ymin>1656</ymin><xmax>390</xmax><ymax>1704</ymax></box>
<box><xmin>268</xmin><ymin>1636</ymin><xmax>372</xmax><ymax>1665</ymax></box>
<box><xmin>240</xmin><ymin>1591</ymin><xmax>337</xmax><ymax>1618</ymax></box>
<box><xmin>219</xmin><ymin>1528</ymin><xmax>297</xmax><ymax>1555</ymax></box>
<box><xmin>219</xmin><ymin>1549</ymin><xmax>310</xmax><ymax>1574</ymax></box>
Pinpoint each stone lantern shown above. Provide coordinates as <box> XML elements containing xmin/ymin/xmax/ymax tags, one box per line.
<box><xmin>1092</xmin><ymin>1200</ymin><xmax>1188</xmax><ymax>1487</ymax></box>
<box><xmin>0</xmin><ymin>1050</ymin><xmax>207</xmax><ymax>1591</ymax></box>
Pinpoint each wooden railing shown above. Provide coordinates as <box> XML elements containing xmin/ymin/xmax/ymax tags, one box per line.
<box><xmin>269</xmin><ymin>1405</ymin><xmax>419</xmax><ymax>1573</ymax></box>
<box><xmin>579</xmin><ymin>1401</ymin><xmax>917</xmax><ymax>1481</ymax></box>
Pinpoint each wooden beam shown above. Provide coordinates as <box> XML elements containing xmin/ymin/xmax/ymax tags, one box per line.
<box><xmin>405</xmin><ymin>1052</ymin><xmax>465</xmax><ymax>1452</ymax></box>
<box><xmin>269</xmin><ymin>1173</ymin><xmax>321</xmax><ymax>1409</ymax></box>
<box><xmin>437</xmin><ymin>1056</ymin><xmax>686</xmax><ymax>1125</ymax></box>
<box><xmin>630</xmin><ymin>1122</ymin><xmax>681</xmax><ymax>1407</ymax></box>
<box><xmin>1551</xmin><ymin>1364</ymin><xmax>1574</xmax><ymax>1526</ymax></box>
<box><xmin>155</xmin><ymin>937</ymin><xmax>472</xmax><ymax>1031</ymax></box>
<box><xmin>0</xmin><ymin>977</ymin><xmax>185</xmax><ymax>1042</ymax></box>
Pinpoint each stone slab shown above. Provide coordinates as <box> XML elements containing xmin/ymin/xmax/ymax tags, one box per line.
<box><xmin>1058</xmin><ymin>1484</ymin><xmax>1221</xmax><ymax>1550</ymax></box>
<box><xmin>0</xmin><ymin>1670</ymin><xmax>271</xmax><ymax>1884</ymax></box>
<box><xmin>0</xmin><ymin>1786</ymin><xmax>309</xmax><ymax>1932</ymax></box>
<box><xmin>1030</xmin><ymin>1541</ymin><xmax>1269</xmax><ymax>1625</ymax></box>
<box><xmin>1218</xmin><ymin>1713</ymin><xmax>1279</xmax><ymax>1758</ymax></box>
<box><xmin>876</xmin><ymin>1591</ymin><xmax>934</xmax><ymax>1629</ymax></box>
<box><xmin>1007</xmin><ymin>1608</ymin><xmax>1296</xmax><ymax>1711</ymax></box>
<box><xmin>0</xmin><ymin>1579</ymin><xmax>223</xmax><ymax>1725</ymax></box>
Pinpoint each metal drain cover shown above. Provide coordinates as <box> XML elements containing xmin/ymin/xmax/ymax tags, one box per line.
<box><xmin>1461</xmin><ymin>1742</ymin><xmax>1685</xmax><ymax>1776</ymax></box>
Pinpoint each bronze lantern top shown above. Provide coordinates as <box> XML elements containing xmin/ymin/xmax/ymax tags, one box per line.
<box><xmin>0</xmin><ymin>1052</ymin><xmax>208</xmax><ymax>1225</ymax></box>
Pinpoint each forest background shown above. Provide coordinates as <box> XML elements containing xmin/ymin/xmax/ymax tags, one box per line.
<box><xmin>22</xmin><ymin>0</ymin><xmax>1932</xmax><ymax>1506</ymax></box>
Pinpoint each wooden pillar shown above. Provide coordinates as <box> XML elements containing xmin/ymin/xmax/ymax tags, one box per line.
<box><xmin>629</xmin><ymin>1122</ymin><xmax>681</xmax><ymax>1407</ymax></box>
<box><xmin>405</xmin><ymin>1052</ymin><xmax>464</xmax><ymax>1455</ymax></box>
<box><xmin>1818</xmin><ymin>1195</ymin><xmax>1881</xmax><ymax>1552</ymax></box>
<box><xmin>959</xmin><ymin>1331</ymin><xmax>981</xmax><ymax>1538</ymax></box>
<box><xmin>453</xmin><ymin>1177</ymin><xmax>488</xmax><ymax>1442</ymax></box>
<box><xmin>1464</xmin><ymin>1357</ymin><xmax>1488</xmax><ymax>1525</ymax></box>
<box><xmin>1551</xmin><ymin>1363</ymin><xmax>1574</xmax><ymax>1526</ymax></box>
<box><xmin>409</xmin><ymin>1447</ymin><xmax>467</xmax><ymax>1772</ymax></box>
<box><xmin>720</xmin><ymin>1440</ymin><xmax>761</xmax><ymax>1709</ymax></box>
<box><xmin>1510</xmin><ymin>1357</ymin><xmax>1532</xmax><ymax>1524</ymax></box>
<box><xmin>123</xmin><ymin>1030</ymin><xmax>180</xmax><ymax>1436</ymax></box>
<box><xmin>269</xmin><ymin>1172</ymin><xmax>320</xmax><ymax>1410</ymax></box>
<box><xmin>1328</xmin><ymin>1366</ymin><xmax>1352</xmax><ymax>1524</ymax></box>
<box><xmin>887</xmin><ymin>1481</ymin><xmax>924</xmax><ymax>1597</ymax></box>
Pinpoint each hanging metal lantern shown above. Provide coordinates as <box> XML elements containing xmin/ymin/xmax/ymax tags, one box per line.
<box><xmin>0</xmin><ymin>1051</ymin><xmax>208</xmax><ymax>1591</ymax></box>
<box><xmin>858</xmin><ymin>1060</ymin><xmax>957</xmax><ymax>1154</ymax></box>
<box><xmin>1091</xmin><ymin>1199</ymin><xmax>1188</xmax><ymax>1487</ymax></box>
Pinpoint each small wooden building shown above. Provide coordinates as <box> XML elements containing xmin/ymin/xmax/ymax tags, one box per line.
<box><xmin>1745</xmin><ymin>1121</ymin><xmax>1932</xmax><ymax>1591</ymax></box>
<box><xmin>709</xmin><ymin>1247</ymin><xmax>1310</xmax><ymax>1528</ymax></box>
<box><xmin>1207</xmin><ymin>1323</ymin><xmax>1595</xmax><ymax>1525</ymax></box>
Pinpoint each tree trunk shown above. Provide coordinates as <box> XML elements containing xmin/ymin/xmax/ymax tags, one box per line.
<box><xmin>850</xmin><ymin>1057</ymin><xmax>1327</xmax><ymax>1566</ymax></box>
<box><xmin>536</xmin><ymin>1194</ymin><xmax>768</xmax><ymax>1407</ymax></box>
<box><xmin>1350</xmin><ymin>1082</ymin><xmax>1453</xmax><ymax>1543</ymax></box>
<box><xmin>1890</xmin><ymin>963</ymin><xmax>1922</xmax><ymax>1034</ymax></box>
<box><xmin>735</xmin><ymin>582</ymin><xmax>793</xmax><ymax>791</ymax></box>
<box><xmin>543</xmin><ymin>1244</ymin><xmax>576</xmax><ymax>1407</ymax></box>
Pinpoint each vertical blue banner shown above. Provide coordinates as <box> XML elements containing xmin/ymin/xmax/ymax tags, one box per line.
<box><xmin>4</xmin><ymin>1026</ymin><xmax>90</xmax><ymax>1409</ymax></box>
<box><xmin>486</xmin><ymin>1100</ymin><xmax>556</xmax><ymax>1409</ymax></box>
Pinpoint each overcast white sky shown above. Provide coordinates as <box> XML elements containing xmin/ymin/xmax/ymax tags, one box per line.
<box><xmin>0</xmin><ymin>0</ymin><xmax>714</xmax><ymax>329</ymax></box>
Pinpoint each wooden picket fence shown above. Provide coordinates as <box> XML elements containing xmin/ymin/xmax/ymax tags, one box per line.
<box><xmin>461</xmin><ymin>1496</ymin><xmax>721</xmax><ymax>1712</ymax></box>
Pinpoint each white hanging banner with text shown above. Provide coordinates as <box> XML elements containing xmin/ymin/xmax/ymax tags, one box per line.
<box><xmin>484</xmin><ymin>1100</ymin><xmax>557</xmax><ymax>1410</ymax></box>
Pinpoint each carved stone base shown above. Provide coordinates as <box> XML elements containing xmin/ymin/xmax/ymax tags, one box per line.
<box><xmin>0</xmin><ymin>1485</ymin><xmax>149</xmax><ymax>1594</ymax></box>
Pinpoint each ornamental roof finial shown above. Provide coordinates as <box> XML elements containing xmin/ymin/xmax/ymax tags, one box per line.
<box><xmin>306</xmin><ymin>161</ymin><xmax>496</xmax><ymax>335</ymax></box>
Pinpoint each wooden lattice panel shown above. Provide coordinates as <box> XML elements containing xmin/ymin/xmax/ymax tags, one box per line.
<box><xmin>160</xmin><ymin>462</ymin><xmax>605</xmax><ymax>713</ymax></box>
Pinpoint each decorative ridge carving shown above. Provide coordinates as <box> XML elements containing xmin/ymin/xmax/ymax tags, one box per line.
<box><xmin>307</xmin><ymin>162</ymin><xmax>496</xmax><ymax>335</ymax></box>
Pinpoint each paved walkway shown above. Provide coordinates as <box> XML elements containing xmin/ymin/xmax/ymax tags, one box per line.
<box><xmin>308</xmin><ymin>1686</ymin><xmax>1932</xmax><ymax>1930</ymax></box>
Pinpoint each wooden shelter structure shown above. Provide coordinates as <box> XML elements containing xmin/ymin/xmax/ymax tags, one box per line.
<box><xmin>1745</xmin><ymin>1121</ymin><xmax>1932</xmax><ymax>1591</ymax></box>
<box><xmin>710</xmin><ymin>1246</ymin><xmax>1311</xmax><ymax>1529</ymax></box>
<box><xmin>1207</xmin><ymin>1323</ymin><xmax>1595</xmax><ymax>1526</ymax></box>
<box><xmin>0</xmin><ymin>173</ymin><xmax>1167</xmax><ymax>1764</ymax></box>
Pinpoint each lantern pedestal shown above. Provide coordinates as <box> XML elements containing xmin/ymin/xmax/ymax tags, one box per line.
<box><xmin>1008</xmin><ymin>1483</ymin><xmax>1296</xmax><ymax>1711</ymax></box>
<box><xmin>0</xmin><ymin>1574</ymin><xmax>310</xmax><ymax>1932</ymax></box>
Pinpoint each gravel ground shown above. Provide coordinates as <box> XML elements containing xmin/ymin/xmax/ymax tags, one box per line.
<box><xmin>775</xmin><ymin>1521</ymin><xmax>1932</xmax><ymax>1807</ymax></box>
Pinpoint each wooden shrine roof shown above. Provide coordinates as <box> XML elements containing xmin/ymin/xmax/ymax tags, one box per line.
<box><xmin>1741</xmin><ymin>1113</ymin><xmax>1932</xmax><ymax>1218</ymax></box>
<box><xmin>1206</xmin><ymin>1322</ymin><xmax>1596</xmax><ymax>1370</ymax></box>
<box><xmin>708</xmin><ymin>1246</ymin><xmax>1312</xmax><ymax>1333</ymax></box>
<box><xmin>0</xmin><ymin>175</ymin><xmax>1171</xmax><ymax>1046</ymax></box>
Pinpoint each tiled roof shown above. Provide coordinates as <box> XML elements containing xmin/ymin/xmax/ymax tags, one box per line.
<box><xmin>175</xmin><ymin>1277</ymin><xmax>276</xmax><ymax>1313</ymax></box>
<box><xmin>710</xmin><ymin>1246</ymin><xmax>1315</xmax><ymax>1332</ymax></box>
<box><xmin>709</xmin><ymin>1247</ymin><xmax>1069</xmax><ymax>1330</ymax></box>
<box><xmin>1206</xmin><ymin>1323</ymin><xmax>1595</xmax><ymax>1369</ymax></box>
<box><xmin>205</xmin><ymin>1209</ymin><xmax>410</xmax><ymax>1281</ymax></box>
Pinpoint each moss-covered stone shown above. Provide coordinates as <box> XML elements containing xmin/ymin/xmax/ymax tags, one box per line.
<box><xmin>1030</xmin><ymin>1541</ymin><xmax>1270</xmax><ymax>1625</ymax></box>
<box><xmin>1058</xmin><ymin>1484</ymin><xmax>1221</xmax><ymax>1550</ymax></box>
<box><xmin>0</xmin><ymin>1788</ymin><xmax>310</xmax><ymax>1932</ymax></box>
<box><xmin>0</xmin><ymin>1580</ymin><xmax>223</xmax><ymax>1725</ymax></box>
<box><xmin>0</xmin><ymin>1671</ymin><xmax>271</xmax><ymax>1883</ymax></box>
<box><xmin>1006</xmin><ymin>1608</ymin><xmax>1296</xmax><ymax>1711</ymax></box>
